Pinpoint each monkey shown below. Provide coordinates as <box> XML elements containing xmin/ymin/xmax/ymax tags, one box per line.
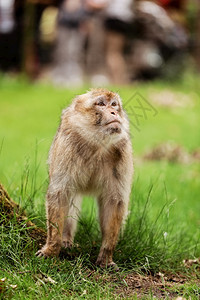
<box><xmin>36</xmin><ymin>88</ymin><xmax>133</xmax><ymax>269</ymax></box>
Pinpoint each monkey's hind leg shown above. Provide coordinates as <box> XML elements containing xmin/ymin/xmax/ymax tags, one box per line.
<box><xmin>62</xmin><ymin>195</ymin><xmax>82</xmax><ymax>248</ymax></box>
<box><xmin>36</xmin><ymin>188</ymin><xmax>68</xmax><ymax>258</ymax></box>
<box><xmin>96</xmin><ymin>195</ymin><xmax>126</xmax><ymax>269</ymax></box>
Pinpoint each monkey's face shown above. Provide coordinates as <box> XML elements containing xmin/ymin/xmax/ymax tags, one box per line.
<box><xmin>93</xmin><ymin>94</ymin><xmax>122</xmax><ymax>135</ymax></box>
<box><xmin>69</xmin><ymin>89</ymin><xmax>129</xmax><ymax>146</ymax></box>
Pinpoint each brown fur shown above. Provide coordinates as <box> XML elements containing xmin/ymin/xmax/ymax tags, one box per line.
<box><xmin>36</xmin><ymin>88</ymin><xmax>133</xmax><ymax>268</ymax></box>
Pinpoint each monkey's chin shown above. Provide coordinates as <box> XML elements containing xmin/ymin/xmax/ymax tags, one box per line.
<box><xmin>106</xmin><ymin>123</ymin><xmax>122</xmax><ymax>135</ymax></box>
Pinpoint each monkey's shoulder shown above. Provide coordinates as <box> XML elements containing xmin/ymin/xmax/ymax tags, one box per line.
<box><xmin>110</xmin><ymin>138</ymin><xmax>132</xmax><ymax>159</ymax></box>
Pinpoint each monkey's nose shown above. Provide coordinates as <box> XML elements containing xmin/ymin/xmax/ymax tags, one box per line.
<box><xmin>111</xmin><ymin>111</ymin><xmax>116</xmax><ymax>115</ymax></box>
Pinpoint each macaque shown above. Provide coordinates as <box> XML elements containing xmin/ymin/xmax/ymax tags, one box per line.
<box><xmin>36</xmin><ymin>88</ymin><xmax>133</xmax><ymax>268</ymax></box>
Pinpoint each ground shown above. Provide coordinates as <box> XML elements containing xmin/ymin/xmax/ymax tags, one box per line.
<box><xmin>0</xmin><ymin>75</ymin><xmax>200</xmax><ymax>299</ymax></box>
<box><xmin>1</xmin><ymin>165</ymin><xmax>200</xmax><ymax>299</ymax></box>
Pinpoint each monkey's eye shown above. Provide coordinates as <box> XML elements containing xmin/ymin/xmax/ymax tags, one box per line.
<box><xmin>97</xmin><ymin>101</ymin><xmax>106</xmax><ymax>106</ymax></box>
<box><xmin>111</xmin><ymin>101</ymin><xmax>117</xmax><ymax>107</ymax></box>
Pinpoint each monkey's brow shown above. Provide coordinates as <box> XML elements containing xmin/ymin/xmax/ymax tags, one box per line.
<box><xmin>96</xmin><ymin>96</ymin><xmax>106</xmax><ymax>102</ymax></box>
<box><xmin>111</xmin><ymin>98</ymin><xmax>119</xmax><ymax>103</ymax></box>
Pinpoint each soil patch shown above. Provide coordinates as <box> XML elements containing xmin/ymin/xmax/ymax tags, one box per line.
<box><xmin>143</xmin><ymin>142</ymin><xmax>200</xmax><ymax>164</ymax></box>
<box><xmin>114</xmin><ymin>272</ymin><xmax>186</xmax><ymax>298</ymax></box>
<box><xmin>149</xmin><ymin>90</ymin><xmax>194</xmax><ymax>108</ymax></box>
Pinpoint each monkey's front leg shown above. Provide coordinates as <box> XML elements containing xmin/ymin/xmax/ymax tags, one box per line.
<box><xmin>62</xmin><ymin>195</ymin><xmax>82</xmax><ymax>248</ymax></box>
<box><xmin>36</xmin><ymin>190</ymin><xmax>67</xmax><ymax>257</ymax></box>
<box><xmin>96</xmin><ymin>194</ymin><xmax>126</xmax><ymax>269</ymax></box>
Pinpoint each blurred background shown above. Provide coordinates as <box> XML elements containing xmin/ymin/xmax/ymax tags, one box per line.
<box><xmin>0</xmin><ymin>0</ymin><xmax>200</xmax><ymax>86</ymax></box>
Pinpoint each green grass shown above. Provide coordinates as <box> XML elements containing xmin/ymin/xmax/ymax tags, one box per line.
<box><xmin>0</xmin><ymin>74</ymin><xmax>200</xmax><ymax>298</ymax></box>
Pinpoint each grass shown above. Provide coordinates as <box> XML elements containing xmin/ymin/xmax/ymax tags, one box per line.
<box><xmin>0</xmin><ymin>73</ymin><xmax>200</xmax><ymax>298</ymax></box>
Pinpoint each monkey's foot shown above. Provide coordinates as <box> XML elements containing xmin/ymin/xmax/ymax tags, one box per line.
<box><xmin>106</xmin><ymin>261</ymin><xmax>119</xmax><ymax>271</ymax></box>
<box><xmin>36</xmin><ymin>244</ymin><xmax>61</xmax><ymax>258</ymax></box>
<box><xmin>96</xmin><ymin>259</ymin><xmax>119</xmax><ymax>271</ymax></box>
<box><xmin>62</xmin><ymin>240</ymin><xmax>73</xmax><ymax>249</ymax></box>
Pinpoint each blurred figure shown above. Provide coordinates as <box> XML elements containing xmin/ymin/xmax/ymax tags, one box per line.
<box><xmin>51</xmin><ymin>0</ymin><xmax>88</xmax><ymax>87</ymax></box>
<box><xmin>0</xmin><ymin>0</ymin><xmax>19</xmax><ymax>72</ymax></box>
<box><xmin>129</xmin><ymin>0</ymin><xmax>188</xmax><ymax>80</ymax></box>
<box><xmin>104</xmin><ymin>0</ymin><xmax>134</xmax><ymax>84</ymax></box>
<box><xmin>39</xmin><ymin>6</ymin><xmax>58</xmax><ymax>66</ymax></box>
<box><xmin>194</xmin><ymin>0</ymin><xmax>200</xmax><ymax>72</ymax></box>
<box><xmin>0</xmin><ymin>0</ymin><xmax>15</xmax><ymax>34</ymax></box>
<box><xmin>157</xmin><ymin>0</ymin><xmax>187</xmax><ymax>25</ymax></box>
<box><xmin>85</xmin><ymin>0</ymin><xmax>108</xmax><ymax>85</ymax></box>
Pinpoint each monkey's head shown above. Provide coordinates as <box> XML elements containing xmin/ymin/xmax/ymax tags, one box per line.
<box><xmin>64</xmin><ymin>89</ymin><xmax>130</xmax><ymax>146</ymax></box>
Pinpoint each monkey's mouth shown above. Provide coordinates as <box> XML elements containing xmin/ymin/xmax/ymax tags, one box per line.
<box><xmin>105</xmin><ymin>120</ymin><xmax>122</xmax><ymax>134</ymax></box>
<box><xmin>105</xmin><ymin>120</ymin><xmax>121</xmax><ymax>126</ymax></box>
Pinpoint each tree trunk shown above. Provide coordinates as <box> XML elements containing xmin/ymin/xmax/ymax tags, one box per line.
<box><xmin>22</xmin><ymin>1</ymin><xmax>39</xmax><ymax>78</ymax></box>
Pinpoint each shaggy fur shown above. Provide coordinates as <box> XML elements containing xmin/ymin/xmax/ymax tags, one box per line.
<box><xmin>36</xmin><ymin>88</ymin><xmax>133</xmax><ymax>268</ymax></box>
